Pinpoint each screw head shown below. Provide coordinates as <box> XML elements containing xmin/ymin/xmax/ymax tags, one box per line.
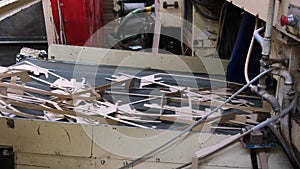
<box><xmin>100</xmin><ymin>160</ymin><xmax>106</xmax><ymax>165</ymax></box>
<box><xmin>123</xmin><ymin>161</ymin><xmax>129</xmax><ymax>166</ymax></box>
<box><xmin>2</xmin><ymin>149</ymin><xmax>10</xmax><ymax>156</ymax></box>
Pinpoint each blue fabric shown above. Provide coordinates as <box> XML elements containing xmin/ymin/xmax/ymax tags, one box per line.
<box><xmin>226</xmin><ymin>12</ymin><xmax>261</xmax><ymax>84</ymax></box>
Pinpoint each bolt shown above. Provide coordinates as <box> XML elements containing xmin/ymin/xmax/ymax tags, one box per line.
<box><xmin>262</xmin><ymin>62</ymin><xmax>269</xmax><ymax>67</ymax></box>
<box><xmin>100</xmin><ymin>160</ymin><xmax>106</xmax><ymax>165</ymax></box>
<box><xmin>6</xmin><ymin>119</ymin><xmax>14</xmax><ymax>129</ymax></box>
<box><xmin>123</xmin><ymin>161</ymin><xmax>129</xmax><ymax>166</ymax></box>
<box><xmin>283</xmin><ymin>59</ymin><xmax>289</xmax><ymax>66</ymax></box>
<box><xmin>2</xmin><ymin>149</ymin><xmax>10</xmax><ymax>156</ymax></box>
<box><xmin>288</xmin><ymin>90</ymin><xmax>296</xmax><ymax>96</ymax></box>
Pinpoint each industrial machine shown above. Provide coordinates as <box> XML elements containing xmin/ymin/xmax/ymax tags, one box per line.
<box><xmin>0</xmin><ymin>0</ymin><xmax>299</xmax><ymax>169</ymax></box>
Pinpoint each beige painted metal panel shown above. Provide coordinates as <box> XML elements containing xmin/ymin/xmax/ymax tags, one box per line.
<box><xmin>16</xmin><ymin>153</ymin><xmax>96</xmax><ymax>169</ymax></box>
<box><xmin>92</xmin><ymin>125</ymin><xmax>219</xmax><ymax>161</ymax></box>
<box><xmin>91</xmin><ymin>126</ymin><xmax>255</xmax><ymax>168</ymax></box>
<box><xmin>228</xmin><ymin>0</ymin><xmax>300</xmax><ymax>42</ymax></box>
<box><xmin>0</xmin><ymin>117</ymin><xmax>293</xmax><ymax>168</ymax></box>
<box><xmin>226</xmin><ymin>0</ymin><xmax>270</xmax><ymax>21</ymax></box>
<box><xmin>42</xmin><ymin>0</ymin><xmax>56</xmax><ymax>45</ymax></box>
<box><xmin>0</xmin><ymin>118</ymin><xmax>93</xmax><ymax>157</ymax></box>
<box><xmin>13</xmin><ymin>146</ymin><xmax>292</xmax><ymax>169</ymax></box>
<box><xmin>49</xmin><ymin>45</ymin><xmax>228</xmax><ymax>75</ymax></box>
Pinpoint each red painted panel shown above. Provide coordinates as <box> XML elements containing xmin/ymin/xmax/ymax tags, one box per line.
<box><xmin>50</xmin><ymin>0</ymin><xmax>103</xmax><ymax>46</ymax></box>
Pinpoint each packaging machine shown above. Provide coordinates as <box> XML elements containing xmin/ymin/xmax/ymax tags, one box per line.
<box><xmin>0</xmin><ymin>0</ymin><xmax>299</xmax><ymax>169</ymax></box>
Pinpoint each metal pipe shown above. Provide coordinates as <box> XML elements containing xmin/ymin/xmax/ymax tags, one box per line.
<box><xmin>252</xmin><ymin>0</ymin><xmax>278</xmax><ymax>113</ymax></box>
<box><xmin>272</xmin><ymin>68</ymin><xmax>295</xmax><ymax>143</ymax></box>
<box><xmin>264</xmin><ymin>0</ymin><xmax>275</xmax><ymax>39</ymax></box>
<box><xmin>272</xmin><ymin>69</ymin><xmax>293</xmax><ymax>85</ymax></box>
<box><xmin>251</xmin><ymin>85</ymin><xmax>280</xmax><ymax>112</ymax></box>
<box><xmin>254</xmin><ymin>27</ymin><xmax>264</xmax><ymax>45</ymax></box>
<box><xmin>253</xmin><ymin>0</ymin><xmax>276</xmax><ymax>59</ymax></box>
<box><xmin>272</xmin><ymin>68</ymin><xmax>294</xmax><ymax>100</ymax></box>
<box><xmin>261</xmin><ymin>0</ymin><xmax>275</xmax><ymax>57</ymax></box>
<box><xmin>252</xmin><ymin>92</ymin><xmax>297</xmax><ymax>132</ymax></box>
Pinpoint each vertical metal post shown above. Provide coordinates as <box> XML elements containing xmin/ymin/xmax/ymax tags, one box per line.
<box><xmin>152</xmin><ymin>0</ymin><xmax>161</xmax><ymax>53</ymax></box>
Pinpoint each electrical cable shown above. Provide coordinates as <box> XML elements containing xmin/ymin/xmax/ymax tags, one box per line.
<box><xmin>119</xmin><ymin>67</ymin><xmax>275</xmax><ymax>169</ymax></box>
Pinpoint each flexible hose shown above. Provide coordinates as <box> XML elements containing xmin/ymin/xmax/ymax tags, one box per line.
<box><xmin>252</xmin><ymin>92</ymin><xmax>297</xmax><ymax>132</ymax></box>
<box><xmin>244</xmin><ymin>16</ymin><xmax>258</xmax><ymax>84</ymax></box>
<box><xmin>119</xmin><ymin>68</ymin><xmax>275</xmax><ymax>169</ymax></box>
<box><xmin>267</xmin><ymin>124</ymin><xmax>300</xmax><ymax>169</ymax></box>
<box><xmin>116</xmin><ymin>6</ymin><xmax>154</xmax><ymax>39</ymax></box>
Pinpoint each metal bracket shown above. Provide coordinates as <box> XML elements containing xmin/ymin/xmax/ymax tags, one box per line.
<box><xmin>163</xmin><ymin>1</ymin><xmax>178</xmax><ymax>9</ymax></box>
